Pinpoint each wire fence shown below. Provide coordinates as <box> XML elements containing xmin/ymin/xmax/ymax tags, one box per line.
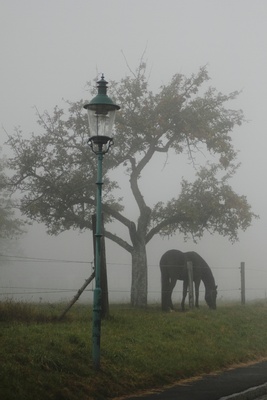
<box><xmin>1</xmin><ymin>253</ymin><xmax>267</xmax><ymax>304</ymax></box>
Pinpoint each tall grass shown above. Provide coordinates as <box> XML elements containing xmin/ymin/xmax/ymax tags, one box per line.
<box><xmin>1</xmin><ymin>300</ymin><xmax>267</xmax><ymax>400</ymax></box>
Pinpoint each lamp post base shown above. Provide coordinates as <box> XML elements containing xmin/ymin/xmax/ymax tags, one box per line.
<box><xmin>92</xmin><ymin>287</ymin><xmax>102</xmax><ymax>369</ymax></box>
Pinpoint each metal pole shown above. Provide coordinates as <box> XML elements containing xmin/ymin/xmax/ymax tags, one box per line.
<box><xmin>240</xmin><ymin>262</ymin><xmax>245</xmax><ymax>305</ymax></box>
<box><xmin>92</xmin><ymin>145</ymin><xmax>103</xmax><ymax>369</ymax></box>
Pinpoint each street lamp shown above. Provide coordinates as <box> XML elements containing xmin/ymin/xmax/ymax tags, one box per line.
<box><xmin>84</xmin><ymin>74</ymin><xmax>120</xmax><ymax>369</ymax></box>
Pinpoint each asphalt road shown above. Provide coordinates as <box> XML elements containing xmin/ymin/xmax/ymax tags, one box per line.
<box><xmin>116</xmin><ymin>360</ymin><xmax>267</xmax><ymax>400</ymax></box>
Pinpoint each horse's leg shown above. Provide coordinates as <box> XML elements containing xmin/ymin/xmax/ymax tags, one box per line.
<box><xmin>181</xmin><ymin>280</ymin><xmax>188</xmax><ymax>311</ymax></box>
<box><xmin>168</xmin><ymin>278</ymin><xmax>177</xmax><ymax>310</ymax></box>
<box><xmin>195</xmin><ymin>278</ymin><xmax>201</xmax><ymax>308</ymax></box>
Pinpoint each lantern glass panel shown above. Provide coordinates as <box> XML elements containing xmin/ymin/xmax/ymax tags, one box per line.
<box><xmin>87</xmin><ymin>108</ymin><xmax>116</xmax><ymax>137</ymax></box>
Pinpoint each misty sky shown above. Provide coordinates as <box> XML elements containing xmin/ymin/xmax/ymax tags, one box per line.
<box><xmin>1</xmin><ymin>0</ymin><xmax>267</xmax><ymax>303</ymax></box>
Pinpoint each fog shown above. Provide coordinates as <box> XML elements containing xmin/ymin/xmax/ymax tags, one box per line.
<box><xmin>1</xmin><ymin>0</ymin><xmax>267</xmax><ymax>305</ymax></box>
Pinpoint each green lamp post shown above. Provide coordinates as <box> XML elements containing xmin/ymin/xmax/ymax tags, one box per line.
<box><xmin>84</xmin><ymin>75</ymin><xmax>120</xmax><ymax>369</ymax></box>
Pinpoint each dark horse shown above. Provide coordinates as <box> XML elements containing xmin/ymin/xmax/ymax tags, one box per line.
<box><xmin>160</xmin><ymin>249</ymin><xmax>217</xmax><ymax>311</ymax></box>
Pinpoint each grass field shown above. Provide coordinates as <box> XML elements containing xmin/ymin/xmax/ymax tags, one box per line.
<box><xmin>1</xmin><ymin>300</ymin><xmax>267</xmax><ymax>400</ymax></box>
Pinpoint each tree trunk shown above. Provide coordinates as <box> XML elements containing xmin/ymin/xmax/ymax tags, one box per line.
<box><xmin>131</xmin><ymin>242</ymin><xmax>148</xmax><ymax>307</ymax></box>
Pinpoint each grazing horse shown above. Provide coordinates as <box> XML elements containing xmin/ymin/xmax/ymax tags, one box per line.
<box><xmin>160</xmin><ymin>249</ymin><xmax>217</xmax><ymax>311</ymax></box>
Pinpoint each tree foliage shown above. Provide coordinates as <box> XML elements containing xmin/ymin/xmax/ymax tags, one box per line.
<box><xmin>0</xmin><ymin>152</ymin><xmax>24</xmax><ymax>244</ymax></box>
<box><xmin>6</xmin><ymin>63</ymin><xmax>257</xmax><ymax>306</ymax></box>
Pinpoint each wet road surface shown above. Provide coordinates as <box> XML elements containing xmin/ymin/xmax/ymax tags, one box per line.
<box><xmin>116</xmin><ymin>360</ymin><xmax>267</xmax><ymax>400</ymax></box>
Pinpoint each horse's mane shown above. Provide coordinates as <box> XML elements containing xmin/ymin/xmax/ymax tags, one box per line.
<box><xmin>185</xmin><ymin>251</ymin><xmax>216</xmax><ymax>288</ymax></box>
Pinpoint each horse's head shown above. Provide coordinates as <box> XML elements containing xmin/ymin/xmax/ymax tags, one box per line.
<box><xmin>205</xmin><ymin>285</ymin><xmax>218</xmax><ymax>310</ymax></box>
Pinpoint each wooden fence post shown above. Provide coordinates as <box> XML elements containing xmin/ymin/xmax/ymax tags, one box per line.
<box><xmin>240</xmin><ymin>262</ymin><xmax>245</xmax><ymax>305</ymax></box>
<box><xmin>58</xmin><ymin>272</ymin><xmax>95</xmax><ymax>320</ymax></box>
<box><xmin>187</xmin><ymin>261</ymin><xmax>194</xmax><ymax>309</ymax></box>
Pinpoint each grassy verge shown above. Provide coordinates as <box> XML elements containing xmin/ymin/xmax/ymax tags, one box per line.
<box><xmin>1</xmin><ymin>300</ymin><xmax>267</xmax><ymax>400</ymax></box>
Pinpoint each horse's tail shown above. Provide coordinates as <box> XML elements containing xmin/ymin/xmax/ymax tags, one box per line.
<box><xmin>160</xmin><ymin>263</ymin><xmax>170</xmax><ymax>311</ymax></box>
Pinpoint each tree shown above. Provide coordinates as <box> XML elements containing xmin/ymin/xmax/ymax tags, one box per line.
<box><xmin>6</xmin><ymin>63</ymin><xmax>256</xmax><ymax>307</ymax></box>
<box><xmin>0</xmin><ymin>153</ymin><xmax>24</xmax><ymax>239</ymax></box>
<box><xmin>0</xmin><ymin>151</ymin><xmax>24</xmax><ymax>258</ymax></box>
